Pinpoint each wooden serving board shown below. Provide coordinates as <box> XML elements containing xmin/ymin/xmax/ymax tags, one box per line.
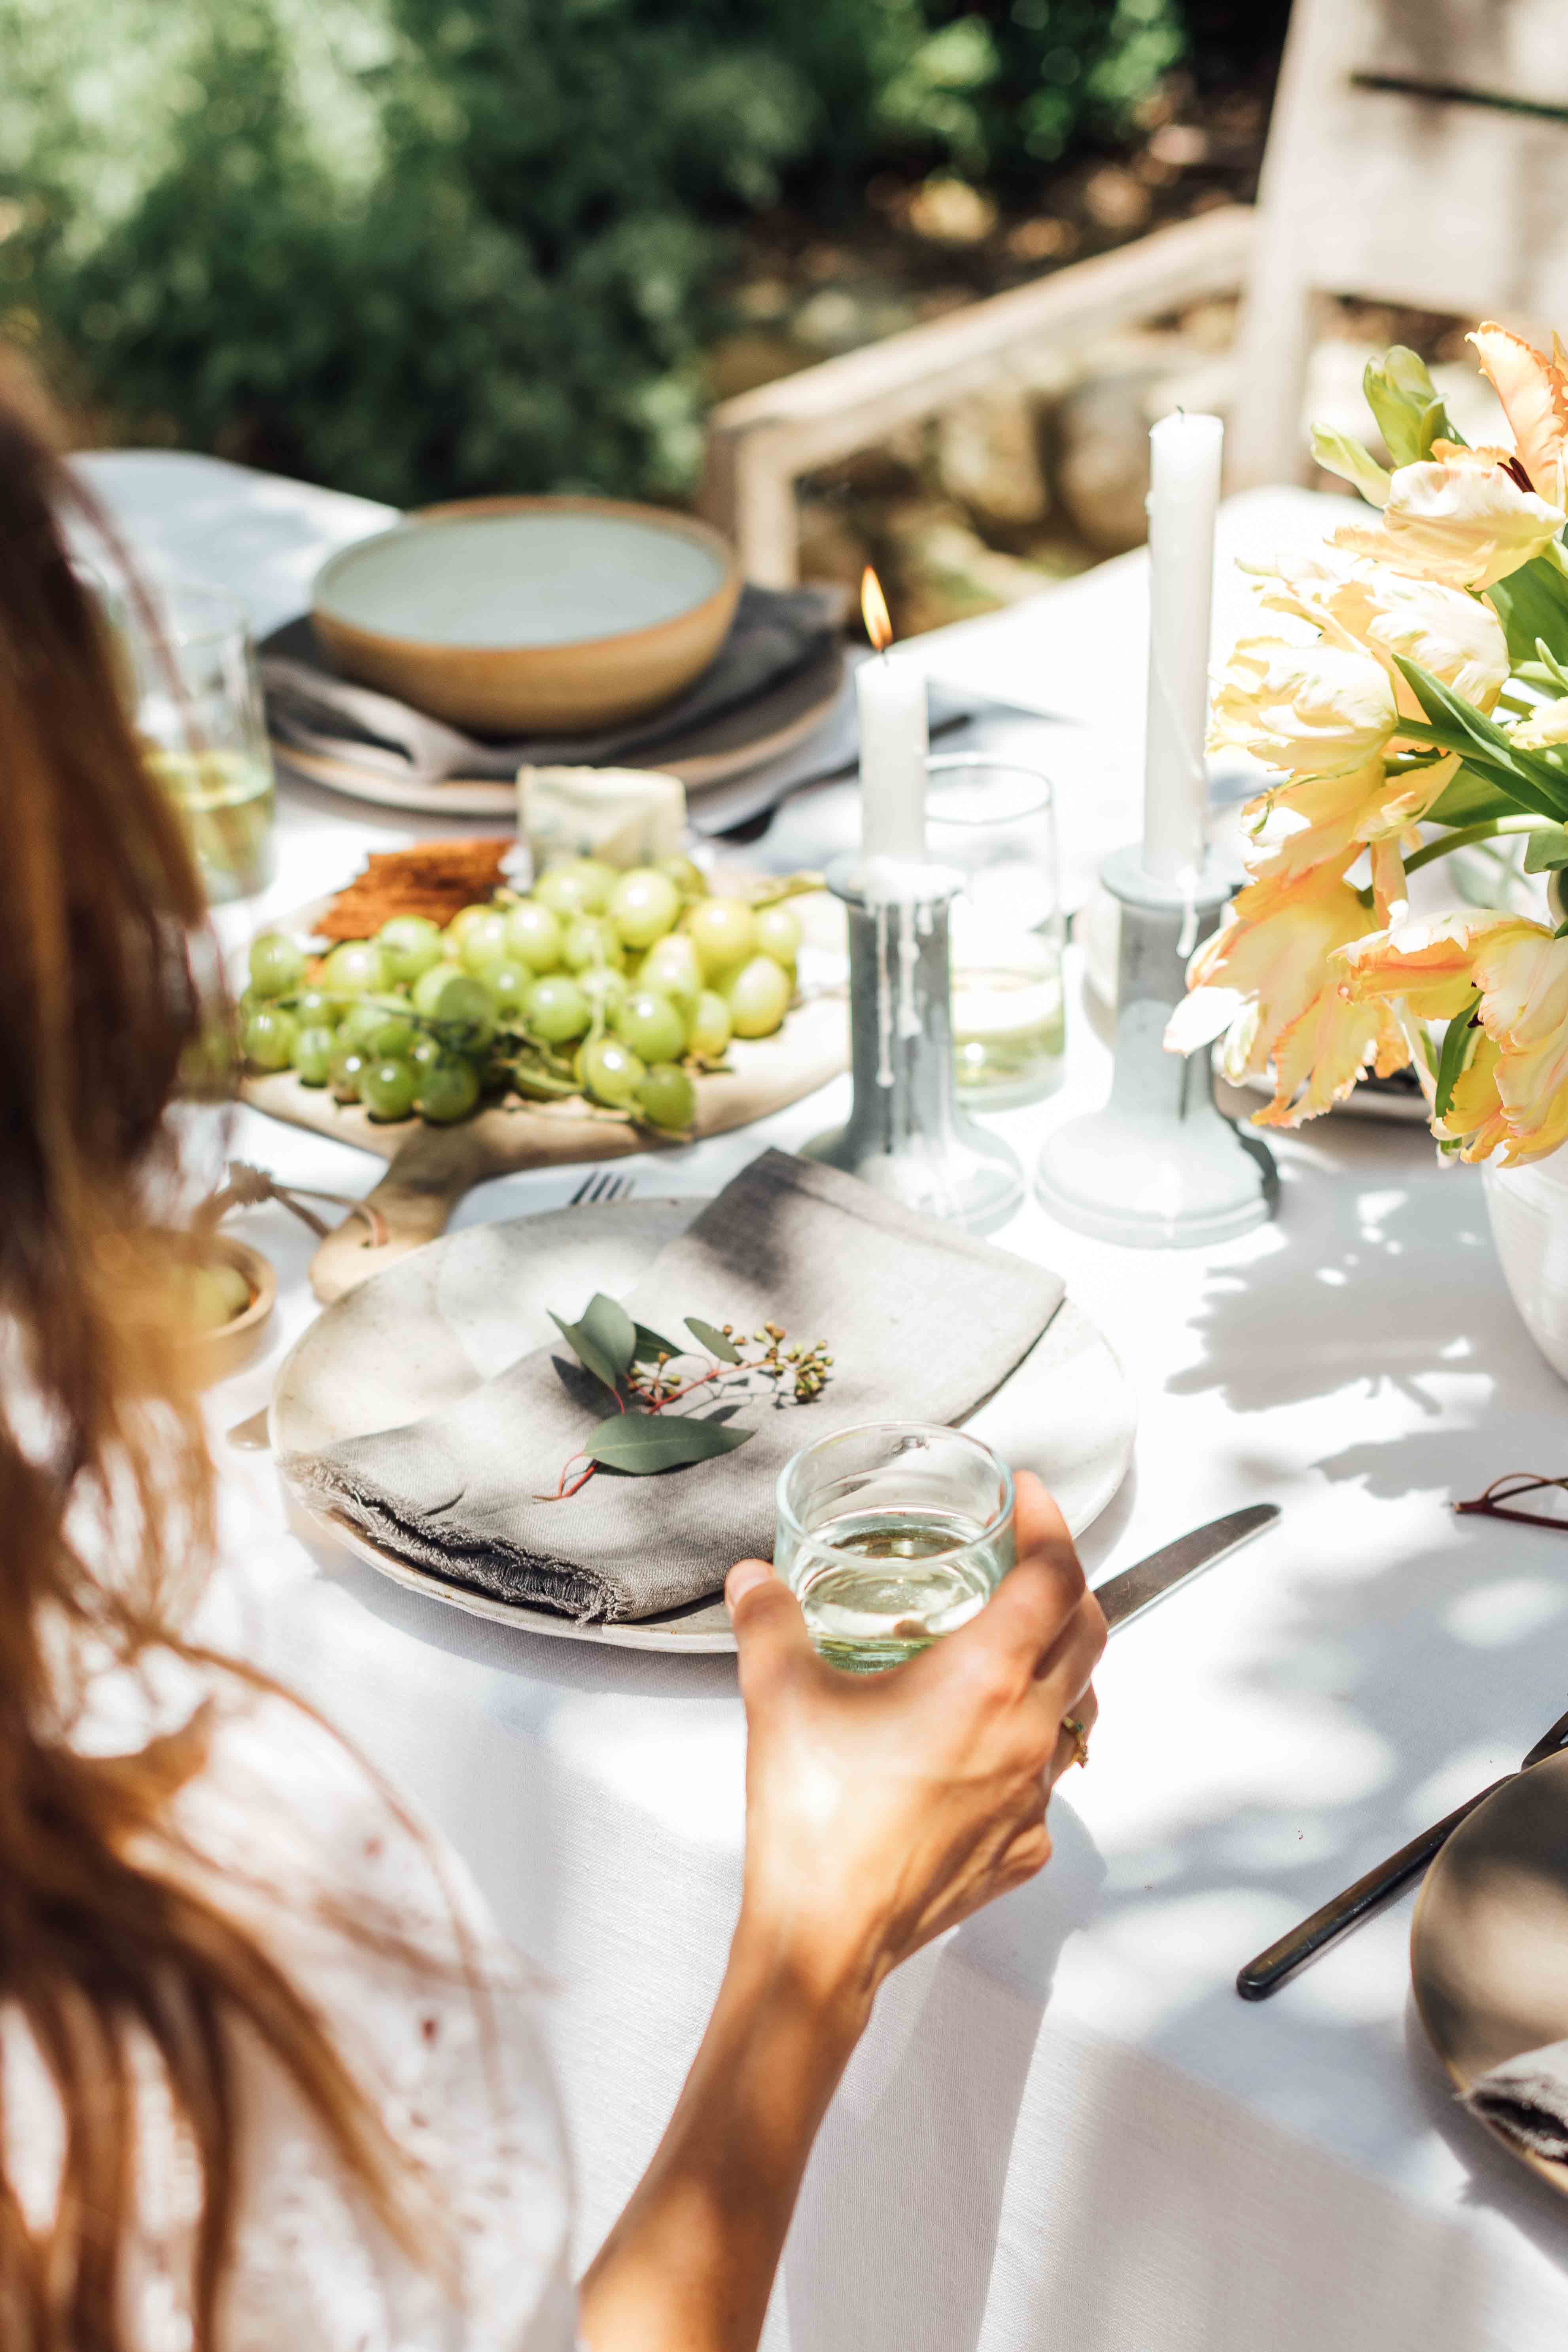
<box><xmin>240</xmin><ymin>886</ymin><xmax>848</xmax><ymax>1302</ymax></box>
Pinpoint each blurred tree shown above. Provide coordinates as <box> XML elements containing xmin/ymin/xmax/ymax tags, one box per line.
<box><xmin>0</xmin><ymin>0</ymin><xmax>1191</xmax><ymax>506</ymax></box>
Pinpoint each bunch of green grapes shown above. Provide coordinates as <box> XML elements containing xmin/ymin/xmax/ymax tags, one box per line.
<box><xmin>239</xmin><ymin>853</ymin><xmax>807</xmax><ymax>1135</ymax></box>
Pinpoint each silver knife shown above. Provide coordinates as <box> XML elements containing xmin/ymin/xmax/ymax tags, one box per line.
<box><xmin>1096</xmin><ymin>1503</ymin><xmax>1280</xmax><ymax>1632</ymax></box>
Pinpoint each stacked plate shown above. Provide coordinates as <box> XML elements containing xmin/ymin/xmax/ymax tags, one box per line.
<box><xmin>263</xmin><ymin>495</ymin><xmax>849</xmax><ymax>821</ymax></box>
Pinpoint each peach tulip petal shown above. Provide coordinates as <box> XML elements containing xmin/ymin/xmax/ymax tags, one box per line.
<box><xmin>1469</xmin><ymin>323</ymin><xmax>1568</xmax><ymax>509</ymax></box>
<box><xmin>1333</xmin><ymin>448</ymin><xmax>1565</xmax><ymax>591</ymax></box>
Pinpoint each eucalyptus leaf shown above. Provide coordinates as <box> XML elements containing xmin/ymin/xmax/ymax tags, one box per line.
<box><xmin>580</xmin><ymin>1292</ymin><xmax>636</xmax><ymax>1379</ymax></box>
<box><xmin>631</xmin><ymin>1321</ymin><xmax>682</xmax><ymax>1365</ymax></box>
<box><xmin>547</xmin><ymin>1309</ymin><xmax>624</xmax><ymax>1395</ymax></box>
<box><xmin>586</xmin><ymin>1413</ymin><xmax>754</xmax><ymax>1472</ymax></box>
<box><xmin>685</xmin><ymin>1315</ymin><xmax>740</xmax><ymax>1363</ymax></box>
<box><xmin>1434</xmin><ymin>1005</ymin><xmax>1478</xmax><ymax>1122</ymax></box>
<box><xmin>1524</xmin><ymin>827</ymin><xmax>1568</xmax><ymax>873</ymax></box>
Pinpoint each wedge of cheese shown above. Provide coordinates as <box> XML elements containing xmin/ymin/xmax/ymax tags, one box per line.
<box><xmin>518</xmin><ymin>764</ymin><xmax>687</xmax><ymax>873</ymax></box>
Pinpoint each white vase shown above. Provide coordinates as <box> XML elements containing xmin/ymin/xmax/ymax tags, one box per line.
<box><xmin>1484</xmin><ymin>1145</ymin><xmax>1568</xmax><ymax>1381</ymax></box>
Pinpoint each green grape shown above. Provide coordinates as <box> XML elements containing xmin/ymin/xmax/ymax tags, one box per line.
<box><xmin>504</xmin><ymin>898</ymin><xmax>564</xmax><ymax>972</ymax></box>
<box><xmin>689</xmin><ymin>989</ymin><xmax>732</xmax><ymax>1061</ymax></box>
<box><xmin>458</xmin><ymin>910</ymin><xmax>512</xmax><ymax>977</ymax></box>
<box><xmin>656</xmin><ymin>853</ymin><xmax>707</xmax><ymax>899</ymax></box>
<box><xmin>290</xmin><ymin>987</ymin><xmax>339</xmax><ymax>1029</ymax></box>
<box><xmin>409</xmin><ymin>1032</ymin><xmax>445</xmax><ymax>1073</ymax></box>
<box><xmin>562</xmin><ymin>916</ymin><xmax>621</xmax><ymax>973</ymax></box>
<box><xmin>609</xmin><ymin>867</ymin><xmax>681</xmax><ymax>949</ymax></box>
<box><xmin>411</xmin><ymin>958</ymin><xmax>464</xmax><ymax>1018</ymax></box>
<box><xmin>526</xmin><ymin>974</ymin><xmax>592</xmax><ymax>1044</ymax></box>
<box><xmin>376</xmin><ymin>915</ymin><xmax>444</xmax><ymax>984</ymax></box>
<box><xmin>753</xmin><ymin>904</ymin><xmax>802</xmax><ymax>964</ymax></box>
<box><xmin>363</xmin><ymin>1014</ymin><xmax>416</xmax><ymax>1060</ymax></box>
<box><xmin>446</xmin><ymin>902</ymin><xmax>499</xmax><ymax>950</ymax></box>
<box><xmin>637</xmin><ymin>933</ymin><xmax>703</xmax><ymax>1014</ymax></box>
<box><xmin>242</xmin><ymin>1005</ymin><xmax>297</xmax><ymax>1071</ymax></box>
<box><xmin>338</xmin><ymin>998</ymin><xmax>404</xmax><ymax>1051</ymax></box>
<box><xmin>290</xmin><ymin>1022</ymin><xmax>337</xmax><ymax>1086</ymax></box>
<box><xmin>329</xmin><ymin>1044</ymin><xmax>369</xmax><ymax>1103</ymax></box>
<box><xmin>415</xmin><ymin>969</ymin><xmax>497</xmax><ymax>1047</ymax></box>
<box><xmin>577</xmin><ymin>1035</ymin><xmax>645</xmax><ymax>1108</ymax></box>
<box><xmin>687</xmin><ymin>896</ymin><xmax>757</xmax><ymax>978</ymax></box>
<box><xmin>577</xmin><ymin>965</ymin><xmax>628</xmax><ymax>1021</ymax></box>
<box><xmin>359</xmin><ymin>1055</ymin><xmax>420</xmax><ymax>1122</ymax></box>
<box><xmin>726</xmin><ymin>954</ymin><xmax>792</xmax><ymax>1038</ymax></box>
<box><xmin>248</xmin><ymin>931</ymin><xmax>306</xmax><ymax>999</ymax></box>
<box><xmin>320</xmin><ymin>939</ymin><xmax>388</xmax><ymax>996</ymax></box>
<box><xmin>486</xmin><ymin>961</ymin><xmax>531</xmax><ymax>1015</ymax></box>
<box><xmin>635</xmin><ymin>1062</ymin><xmax>696</xmax><ymax>1132</ymax></box>
<box><xmin>614</xmin><ymin>988</ymin><xmax>688</xmax><ymax>1063</ymax></box>
<box><xmin>416</xmin><ymin>1055</ymin><xmax>482</xmax><ymax>1124</ymax></box>
<box><xmin>535</xmin><ymin>858</ymin><xmax>615</xmax><ymax>918</ymax></box>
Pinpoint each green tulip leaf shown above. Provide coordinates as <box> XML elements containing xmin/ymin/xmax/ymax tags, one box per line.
<box><xmin>1434</xmin><ymin>1006</ymin><xmax>1479</xmax><ymax>1122</ymax></box>
<box><xmin>1524</xmin><ymin>826</ymin><xmax>1568</xmax><ymax>872</ymax></box>
<box><xmin>586</xmin><ymin>1413</ymin><xmax>754</xmax><ymax>1472</ymax></box>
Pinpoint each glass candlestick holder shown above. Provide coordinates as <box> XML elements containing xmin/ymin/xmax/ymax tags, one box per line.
<box><xmin>804</xmin><ymin>854</ymin><xmax>1023</xmax><ymax>1235</ymax></box>
<box><xmin>1035</xmin><ymin>845</ymin><xmax>1277</xmax><ymax>1247</ymax></box>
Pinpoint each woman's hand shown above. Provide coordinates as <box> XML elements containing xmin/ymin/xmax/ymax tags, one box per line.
<box><xmin>725</xmin><ymin>1470</ymin><xmax>1104</xmax><ymax>2029</ymax></box>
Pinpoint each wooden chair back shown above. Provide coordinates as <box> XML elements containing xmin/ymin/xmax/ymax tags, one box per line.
<box><xmin>1230</xmin><ymin>0</ymin><xmax>1568</xmax><ymax>484</ymax></box>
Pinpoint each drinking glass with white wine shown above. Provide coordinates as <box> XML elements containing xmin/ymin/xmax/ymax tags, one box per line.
<box><xmin>124</xmin><ymin>579</ymin><xmax>276</xmax><ymax>904</ymax></box>
<box><xmin>774</xmin><ymin>1423</ymin><xmax>1016</xmax><ymax>1673</ymax></box>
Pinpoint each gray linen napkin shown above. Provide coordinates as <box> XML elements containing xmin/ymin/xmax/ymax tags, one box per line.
<box><xmin>1464</xmin><ymin>2039</ymin><xmax>1568</xmax><ymax>2159</ymax></box>
<box><xmin>285</xmin><ymin>1149</ymin><xmax>1065</xmax><ymax>1623</ymax></box>
<box><xmin>260</xmin><ymin>585</ymin><xmax>837</xmax><ymax>780</ymax></box>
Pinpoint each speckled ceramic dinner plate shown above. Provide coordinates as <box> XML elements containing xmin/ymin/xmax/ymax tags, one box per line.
<box><xmin>271</xmin><ymin>1198</ymin><xmax>1136</xmax><ymax>1652</ymax></box>
<box><xmin>1411</xmin><ymin>1746</ymin><xmax>1568</xmax><ymax>2200</ymax></box>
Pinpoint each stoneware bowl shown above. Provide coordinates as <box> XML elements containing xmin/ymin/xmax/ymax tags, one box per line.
<box><xmin>187</xmin><ymin>1236</ymin><xmax>276</xmax><ymax>1387</ymax></box>
<box><xmin>311</xmin><ymin>495</ymin><xmax>741</xmax><ymax>733</ymax></box>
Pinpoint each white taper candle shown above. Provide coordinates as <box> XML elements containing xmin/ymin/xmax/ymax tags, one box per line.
<box><xmin>1142</xmin><ymin>410</ymin><xmax>1223</xmax><ymax>881</ymax></box>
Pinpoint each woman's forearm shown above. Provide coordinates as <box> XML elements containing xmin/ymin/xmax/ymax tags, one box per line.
<box><xmin>578</xmin><ymin>1921</ymin><xmax>868</xmax><ymax>2352</ymax></box>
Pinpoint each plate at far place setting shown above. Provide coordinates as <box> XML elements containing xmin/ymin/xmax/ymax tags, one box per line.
<box><xmin>1411</xmin><ymin>1747</ymin><xmax>1568</xmax><ymax>2203</ymax></box>
<box><xmin>270</xmin><ymin>1198</ymin><xmax>1136</xmax><ymax>1654</ymax></box>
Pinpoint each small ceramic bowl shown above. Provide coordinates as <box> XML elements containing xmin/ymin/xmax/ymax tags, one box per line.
<box><xmin>312</xmin><ymin>495</ymin><xmax>741</xmax><ymax>733</ymax></box>
<box><xmin>187</xmin><ymin>1237</ymin><xmax>277</xmax><ymax>1387</ymax></box>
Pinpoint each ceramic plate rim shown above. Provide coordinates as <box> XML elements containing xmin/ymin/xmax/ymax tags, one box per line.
<box><xmin>1410</xmin><ymin>1747</ymin><xmax>1568</xmax><ymax>2201</ymax></box>
<box><xmin>272</xmin><ymin>1198</ymin><xmax>1136</xmax><ymax>1654</ymax></box>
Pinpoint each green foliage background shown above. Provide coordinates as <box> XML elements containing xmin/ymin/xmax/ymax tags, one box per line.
<box><xmin>0</xmin><ymin>0</ymin><xmax>1185</xmax><ymax>507</ymax></box>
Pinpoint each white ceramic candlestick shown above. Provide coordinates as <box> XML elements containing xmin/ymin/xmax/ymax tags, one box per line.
<box><xmin>857</xmin><ymin>650</ymin><xmax>929</xmax><ymax>859</ymax></box>
<box><xmin>1142</xmin><ymin>410</ymin><xmax>1222</xmax><ymax>881</ymax></box>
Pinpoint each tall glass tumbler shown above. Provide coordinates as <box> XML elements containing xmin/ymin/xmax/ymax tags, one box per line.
<box><xmin>925</xmin><ymin>754</ymin><xmax>1065</xmax><ymax>1106</ymax></box>
<box><xmin>775</xmin><ymin>1421</ymin><xmax>1015</xmax><ymax>1673</ymax></box>
<box><xmin>124</xmin><ymin>580</ymin><xmax>276</xmax><ymax>904</ymax></box>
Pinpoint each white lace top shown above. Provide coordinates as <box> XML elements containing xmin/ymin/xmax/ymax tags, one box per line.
<box><xmin>2</xmin><ymin>1696</ymin><xmax>579</xmax><ymax>2351</ymax></box>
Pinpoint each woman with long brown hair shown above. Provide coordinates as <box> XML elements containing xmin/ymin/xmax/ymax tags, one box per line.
<box><xmin>0</xmin><ymin>358</ymin><xmax>1103</xmax><ymax>2352</ymax></box>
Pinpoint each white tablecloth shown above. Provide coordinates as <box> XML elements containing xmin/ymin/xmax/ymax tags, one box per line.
<box><xmin>80</xmin><ymin>450</ymin><xmax>1568</xmax><ymax>2348</ymax></box>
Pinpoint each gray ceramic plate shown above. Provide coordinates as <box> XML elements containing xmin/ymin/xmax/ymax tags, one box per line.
<box><xmin>271</xmin><ymin>1198</ymin><xmax>1136</xmax><ymax>1652</ymax></box>
<box><xmin>1411</xmin><ymin>1746</ymin><xmax>1568</xmax><ymax>2200</ymax></box>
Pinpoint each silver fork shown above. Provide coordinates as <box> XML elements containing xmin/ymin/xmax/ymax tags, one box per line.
<box><xmin>569</xmin><ymin>1169</ymin><xmax>636</xmax><ymax>1207</ymax></box>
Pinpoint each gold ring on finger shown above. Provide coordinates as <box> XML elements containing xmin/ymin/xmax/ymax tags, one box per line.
<box><xmin>1061</xmin><ymin>1713</ymin><xmax>1090</xmax><ymax>1770</ymax></box>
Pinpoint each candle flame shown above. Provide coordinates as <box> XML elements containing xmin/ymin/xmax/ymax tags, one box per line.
<box><xmin>860</xmin><ymin>566</ymin><xmax>893</xmax><ymax>653</ymax></box>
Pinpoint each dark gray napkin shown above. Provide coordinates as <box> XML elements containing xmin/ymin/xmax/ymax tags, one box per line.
<box><xmin>285</xmin><ymin>1150</ymin><xmax>1065</xmax><ymax>1624</ymax></box>
<box><xmin>261</xmin><ymin>584</ymin><xmax>837</xmax><ymax>778</ymax></box>
<box><xmin>1464</xmin><ymin>2039</ymin><xmax>1568</xmax><ymax>2159</ymax></box>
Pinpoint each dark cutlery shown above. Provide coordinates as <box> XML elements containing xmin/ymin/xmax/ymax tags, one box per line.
<box><xmin>1237</xmin><ymin>1701</ymin><xmax>1568</xmax><ymax>2000</ymax></box>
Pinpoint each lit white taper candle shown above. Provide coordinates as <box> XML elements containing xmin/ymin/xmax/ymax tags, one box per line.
<box><xmin>856</xmin><ymin>567</ymin><xmax>928</xmax><ymax>860</ymax></box>
<box><xmin>1142</xmin><ymin>411</ymin><xmax>1223</xmax><ymax>880</ymax></box>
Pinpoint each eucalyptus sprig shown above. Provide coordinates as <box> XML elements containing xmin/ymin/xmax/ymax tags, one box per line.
<box><xmin>538</xmin><ymin>1292</ymin><xmax>832</xmax><ymax>1500</ymax></box>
